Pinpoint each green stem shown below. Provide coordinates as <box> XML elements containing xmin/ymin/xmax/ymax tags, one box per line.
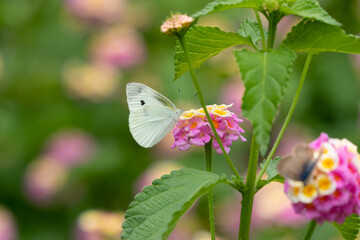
<box><xmin>177</xmin><ymin>34</ymin><xmax>241</xmax><ymax>179</ymax></box>
<box><xmin>267</xmin><ymin>12</ymin><xmax>278</xmax><ymax>51</ymax></box>
<box><xmin>205</xmin><ymin>139</ymin><xmax>213</xmax><ymax>172</ymax></box>
<box><xmin>254</xmin><ymin>10</ymin><xmax>266</xmax><ymax>50</ymax></box>
<box><xmin>205</xmin><ymin>140</ymin><xmax>215</xmax><ymax>240</ymax></box>
<box><xmin>303</xmin><ymin>220</ymin><xmax>317</xmax><ymax>240</ymax></box>
<box><xmin>239</xmin><ymin>136</ymin><xmax>259</xmax><ymax>240</ymax></box>
<box><xmin>255</xmin><ymin>53</ymin><xmax>314</xmax><ymax>185</ymax></box>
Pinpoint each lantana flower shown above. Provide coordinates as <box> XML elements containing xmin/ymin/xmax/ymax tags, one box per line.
<box><xmin>171</xmin><ymin>104</ymin><xmax>246</xmax><ymax>154</ymax></box>
<box><xmin>284</xmin><ymin>133</ymin><xmax>360</xmax><ymax>224</ymax></box>
<box><xmin>160</xmin><ymin>13</ymin><xmax>194</xmax><ymax>36</ymax></box>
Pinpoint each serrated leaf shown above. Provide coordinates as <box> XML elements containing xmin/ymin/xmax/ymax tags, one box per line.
<box><xmin>193</xmin><ymin>0</ymin><xmax>339</xmax><ymax>27</ymax></box>
<box><xmin>282</xmin><ymin>20</ymin><xmax>360</xmax><ymax>54</ymax></box>
<box><xmin>333</xmin><ymin>214</ymin><xmax>360</xmax><ymax>240</ymax></box>
<box><xmin>174</xmin><ymin>26</ymin><xmax>253</xmax><ymax>80</ymax></box>
<box><xmin>260</xmin><ymin>156</ymin><xmax>282</xmax><ymax>180</ymax></box>
<box><xmin>192</xmin><ymin>0</ymin><xmax>262</xmax><ymax>18</ymax></box>
<box><xmin>121</xmin><ymin>168</ymin><xmax>224</xmax><ymax>240</ymax></box>
<box><xmin>238</xmin><ymin>18</ymin><xmax>264</xmax><ymax>48</ymax></box>
<box><xmin>256</xmin><ymin>157</ymin><xmax>284</xmax><ymax>191</ymax></box>
<box><xmin>234</xmin><ymin>48</ymin><xmax>296</xmax><ymax>155</ymax></box>
<box><xmin>280</xmin><ymin>0</ymin><xmax>340</xmax><ymax>26</ymax></box>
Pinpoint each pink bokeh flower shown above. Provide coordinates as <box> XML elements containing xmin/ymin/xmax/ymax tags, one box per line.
<box><xmin>76</xmin><ymin>210</ymin><xmax>124</xmax><ymax>240</ymax></box>
<box><xmin>65</xmin><ymin>0</ymin><xmax>125</xmax><ymax>25</ymax></box>
<box><xmin>172</xmin><ymin>104</ymin><xmax>246</xmax><ymax>154</ymax></box>
<box><xmin>24</xmin><ymin>157</ymin><xmax>68</xmax><ymax>205</ymax></box>
<box><xmin>351</xmin><ymin>46</ymin><xmax>360</xmax><ymax>73</ymax></box>
<box><xmin>134</xmin><ymin>162</ymin><xmax>182</xmax><ymax>194</ymax></box>
<box><xmin>220</xmin><ymin>79</ymin><xmax>245</xmax><ymax>115</ymax></box>
<box><xmin>90</xmin><ymin>27</ymin><xmax>147</xmax><ymax>69</ymax></box>
<box><xmin>62</xmin><ymin>62</ymin><xmax>120</xmax><ymax>102</ymax></box>
<box><xmin>0</xmin><ymin>206</ymin><xmax>17</xmax><ymax>240</ymax></box>
<box><xmin>284</xmin><ymin>133</ymin><xmax>360</xmax><ymax>224</ymax></box>
<box><xmin>253</xmin><ymin>182</ymin><xmax>307</xmax><ymax>227</ymax></box>
<box><xmin>45</xmin><ymin>129</ymin><xmax>96</xmax><ymax>167</ymax></box>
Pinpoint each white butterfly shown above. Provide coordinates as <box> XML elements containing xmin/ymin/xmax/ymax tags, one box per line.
<box><xmin>126</xmin><ymin>82</ymin><xmax>183</xmax><ymax>148</ymax></box>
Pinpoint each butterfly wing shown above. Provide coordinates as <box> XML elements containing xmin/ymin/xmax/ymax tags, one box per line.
<box><xmin>126</xmin><ymin>82</ymin><xmax>181</xmax><ymax>148</ymax></box>
<box><xmin>277</xmin><ymin>144</ymin><xmax>316</xmax><ymax>182</ymax></box>
<box><xmin>127</xmin><ymin>82</ymin><xmax>178</xmax><ymax>112</ymax></box>
<box><xmin>277</xmin><ymin>155</ymin><xmax>303</xmax><ymax>180</ymax></box>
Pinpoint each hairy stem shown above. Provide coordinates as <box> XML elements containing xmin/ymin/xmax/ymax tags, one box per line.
<box><xmin>205</xmin><ymin>140</ymin><xmax>215</xmax><ymax>240</ymax></box>
<box><xmin>267</xmin><ymin>12</ymin><xmax>278</xmax><ymax>50</ymax></box>
<box><xmin>239</xmin><ymin>136</ymin><xmax>259</xmax><ymax>240</ymax></box>
<box><xmin>255</xmin><ymin>53</ymin><xmax>314</xmax><ymax>185</ymax></box>
<box><xmin>303</xmin><ymin>220</ymin><xmax>317</xmax><ymax>240</ymax></box>
<box><xmin>254</xmin><ymin>10</ymin><xmax>266</xmax><ymax>50</ymax></box>
<box><xmin>177</xmin><ymin>34</ymin><xmax>241</xmax><ymax>179</ymax></box>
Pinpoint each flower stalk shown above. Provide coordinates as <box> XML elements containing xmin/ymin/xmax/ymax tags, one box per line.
<box><xmin>205</xmin><ymin>140</ymin><xmax>216</xmax><ymax>240</ymax></box>
<box><xmin>177</xmin><ymin>34</ymin><xmax>241</xmax><ymax>179</ymax></box>
<box><xmin>266</xmin><ymin>12</ymin><xmax>281</xmax><ymax>50</ymax></box>
<box><xmin>254</xmin><ymin>10</ymin><xmax>266</xmax><ymax>50</ymax></box>
<box><xmin>239</xmin><ymin>136</ymin><xmax>259</xmax><ymax>240</ymax></box>
<box><xmin>303</xmin><ymin>220</ymin><xmax>317</xmax><ymax>240</ymax></box>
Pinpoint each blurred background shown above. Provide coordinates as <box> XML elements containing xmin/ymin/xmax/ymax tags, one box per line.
<box><xmin>0</xmin><ymin>0</ymin><xmax>359</xmax><ymax>239</ymax></box>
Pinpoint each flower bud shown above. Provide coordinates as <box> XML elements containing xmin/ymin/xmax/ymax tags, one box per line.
<box><xmin>161</xmin><ymin>14</ymin><xmax>194</xmax><ymax>36</ymax></box>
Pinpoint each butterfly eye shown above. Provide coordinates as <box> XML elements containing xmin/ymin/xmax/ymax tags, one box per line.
<box><xmin>140</xmin><ymin>100</ymin><xmax>145</xmax><ymax>105</ymax></box>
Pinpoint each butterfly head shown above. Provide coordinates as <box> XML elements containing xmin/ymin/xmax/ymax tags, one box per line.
<box><xmin>176</xmin><ymin>108</ymin><xmax>183</xmax><ymax>116</ymax></box>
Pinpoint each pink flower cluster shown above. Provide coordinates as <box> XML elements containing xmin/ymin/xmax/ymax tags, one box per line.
<box><xmin>171</xmin><ymin>104</ymin><xmax>246</xmax><ymax>154</ymax></box>
<box><xmin>285</xmin><ymin>133</ymin><xmax>360</xmax><ymax>224</ymax></box>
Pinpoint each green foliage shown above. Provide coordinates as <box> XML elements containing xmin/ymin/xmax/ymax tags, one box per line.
<box><xmin>260</xmin><ymin>156</ymin><xmax>282</xmax><ymax>180</ymax></box>
<box><xmin>279</xmin><ymin>0</ymin><xmax>340</xmax><ymax>26</ymax></box>
<box><xmin>256</xmin><ymin>156</ymin><xmax>284</xmax><ymax>192</ymax></box>
<box><xmin>231</xmin><ymin>175</ymin><xmax>246</xmax><ymax>193</ymax></box>
<box><xmin>238</xmin><ymin>18</ymin><xmax>264</xmax><ymax>48</ymax></box>
<box><xmin>174</xmin><ymin>26</ymin><xmax>252</xmax><ymax>80</ymax></box>
<box><xmin>192</xmin><ymin>0</ymin><xmax>339</xmax><ymax>27</ymax></box>
<box><xmin>282</xmin><ymin>20</ymin><xmax>360</xmax><ymax>54</ymax></box>
<box><xmin>234</xmin><ymin>48</ymin><xmax>296</xmax><ymax>155</ymax></box>
<box><xmin>332</xmin><ymin>214</ymin><xmax>360</xmax><ymax>240</ymax></box>
<box><xmin>121</xmin><ymin>168</ymin><xmax>224</xmax><ymax>240</ymax></box>
<box><xmin>192</xmin><ymin>0</ymin><xmax>262</xmax><ymax>18</ymax></box>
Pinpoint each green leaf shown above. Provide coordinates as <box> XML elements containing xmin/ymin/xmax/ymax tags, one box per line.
<box><xmin>234</xmin><ymin>48</ymin><xmax>296</xmax><ymax>155</ymax></box>
<box><xmin>256</xmin><ymin>157</ymin><xmax>284</xmax><ymax>191</ymax></box>
<box><xmin>256</xmin><ymin>175</ymin><xmax>284</xmax><ymax>192</ymax></box>
<box><xmin>192</xmin><ymin>0</ymin><xmax>262</xmax><ymax>18</ymax></box>
<box><xmin>333</xmin><ymin>214</ymin><xmax>360</xmax><ymax>240</ymax></box>
<box><xmin>121</xmin><ymin>168</ymin><xmax>224</xmax><ymax>240</ymax></box>
<box><xmin>174</xmin><ymin>26</ymin><xmax>253</xmax><ymax>80</ymax></box>
<box><xmin>280</xmin><ymin>0</ymin><xmax>340</xmax><ymax>26</ymax></box>
<box><xmin>260</xmin><ymin>156</ymin><xmax>282</xmax><ymax>180</ymax></box>
<box><xmin>193</xmin><ymin>0</ymin><xmax>339</xmax><ymax>27</ymax></box>
<box><xmin>282</xmin><ymin>20</ymin><xmax>360</xmax><ymax>54</ymax></box>
<box><xmin>238</xmin><ymin>18</ymin><xmax>264</xmax><ymax>48</ymax></box>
